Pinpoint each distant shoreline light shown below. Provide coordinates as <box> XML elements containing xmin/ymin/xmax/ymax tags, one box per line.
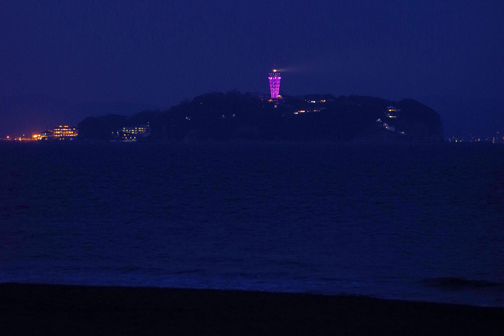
<box><xmin>0</xmin><ymin>125</ymin><xmax>79</xmax><ymax>141</ymax></box>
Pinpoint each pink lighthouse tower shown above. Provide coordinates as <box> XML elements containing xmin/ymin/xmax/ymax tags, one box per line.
<box><xmin>268</xmin><ymin>68</ymin><xmax>281</xmax><ymax>99</ymax></box>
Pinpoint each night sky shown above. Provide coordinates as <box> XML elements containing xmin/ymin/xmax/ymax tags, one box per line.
<box><xmin>1</xmin><ymin>0</ymin><xmax>503</xmax><ymax>137</ymax></box>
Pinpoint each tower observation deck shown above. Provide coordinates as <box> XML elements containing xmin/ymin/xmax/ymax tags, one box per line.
<box><xmin>268</xmin><ymin>69</ymin><xmax>281</xmax><ymax>99</ymax></box>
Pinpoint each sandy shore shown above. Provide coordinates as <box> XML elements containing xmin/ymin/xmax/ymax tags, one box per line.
<box><xmin>1</xmin><ymin>283</ymin><xmax>503</xmax><ymax>335</ymax></box>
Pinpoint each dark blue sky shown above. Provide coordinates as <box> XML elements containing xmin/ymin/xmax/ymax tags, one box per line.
<box><xmin>1</xmin><ymin>0</ymin><xmax>503</xmax><ymax>136</ymax></box>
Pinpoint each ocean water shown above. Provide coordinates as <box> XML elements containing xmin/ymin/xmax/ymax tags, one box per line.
<box><xmin>1</xmin><ymin>141</ymin><xmax>504</xmax><ymax>307</ymax></box>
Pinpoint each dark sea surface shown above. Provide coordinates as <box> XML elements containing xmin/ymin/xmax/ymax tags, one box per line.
<box><xmin>1</xmin><ymin>141</ymin><xmax>504</xmax><ymax>307</ymax></box>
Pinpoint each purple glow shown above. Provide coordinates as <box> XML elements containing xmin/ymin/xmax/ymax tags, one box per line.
<box><xmin>268</xmin><ymin>70</ymin><xmax>281</xmax><ymax>99</ymax></box>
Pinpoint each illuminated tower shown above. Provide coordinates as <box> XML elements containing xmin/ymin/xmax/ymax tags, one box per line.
<box><xmin>268</xmin><ymin>69</ymin><xmax>281</xmax><ymax>99</ymax></box>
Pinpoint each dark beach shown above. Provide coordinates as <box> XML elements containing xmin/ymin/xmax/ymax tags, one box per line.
<box><xmin>1</xmin><ymin>283</ymin><xmax>503</xmax><ymax>335</ymax></box>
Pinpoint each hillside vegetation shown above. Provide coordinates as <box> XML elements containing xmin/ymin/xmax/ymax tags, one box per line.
<box><xmin>78</xmin><ymin>92</ymin><xmax>444</xmax><ymax>142</ymax></box>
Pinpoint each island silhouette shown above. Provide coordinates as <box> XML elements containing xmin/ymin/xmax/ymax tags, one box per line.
<box><xmin>77</xmin><ymin>92</ymin><xmax>443</xmax><ymax>142</ymax></box>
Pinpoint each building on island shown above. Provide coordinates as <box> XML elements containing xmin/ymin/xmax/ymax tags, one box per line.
<box><xmin>53</xmin><ymin>126</ymin><xmax>78</xmax><ymax>139</ymax></box>
<box><xmin>38</xmin><ymin>130</ymin><xmax>53</xmax><ymax>140</ymax></box>
<box><xmin>38</xmin><ymin>126</ymin><xmax>77</xmax><ymax>140</ymax></box>
<box><xmin>386</xmin><ymin>106</ymin><xmax>400</xmax><ymax>119</ymax></box>
<box><xmin>268</xmin><ymin>69</ymin><xmax>281</xmax><ymax>99</ymax></box>
<box><xmin>112</xmin><ymin>124</ymin><xmax>151</xmax><ymax>141</ymax></box>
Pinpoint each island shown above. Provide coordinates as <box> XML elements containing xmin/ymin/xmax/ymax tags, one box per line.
<box><xmin>77</xmin><ymin>92</ymin><xmax>444</xmax><ymax>142</ymax></box>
